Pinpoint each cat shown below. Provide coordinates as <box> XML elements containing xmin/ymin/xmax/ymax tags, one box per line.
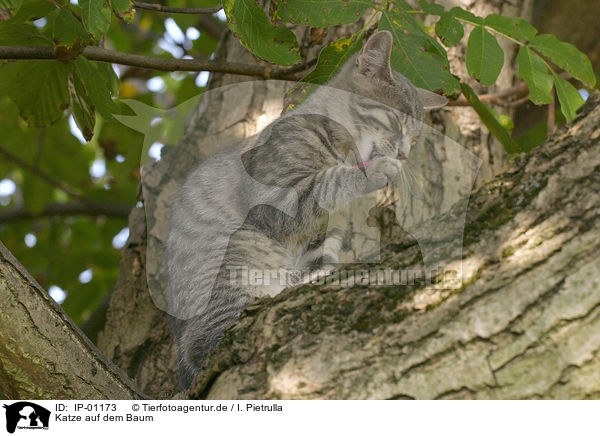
<box><xmin>166</xmin><ymin>30</ymin><xmax>448</xmax><ymax>389</ymax></box>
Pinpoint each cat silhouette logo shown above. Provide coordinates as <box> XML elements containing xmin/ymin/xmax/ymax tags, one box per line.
<box><xmin>2</xmin><ymin>402</ymin><xmax>50</xmax><ymax>433</ymax></box>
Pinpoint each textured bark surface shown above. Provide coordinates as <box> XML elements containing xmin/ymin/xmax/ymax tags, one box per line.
<box><xmin>188</xmin><ymin>94</ymin><xmax>600</xmax><ymax>400</ymax></box>
<box><xmin>0</xmin><ymin>242</ymin><xmax>144</xmax><ymax>400</ymax></box>
<box><xmin>97</xmin><ymin>0</ymin><xmax>535</xmax><ymax>398</ymax></box>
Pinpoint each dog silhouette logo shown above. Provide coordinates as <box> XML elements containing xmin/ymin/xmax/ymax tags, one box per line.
<box><xmin>2</xmin><ymin>402</ymin><xmax>50</xmax><ymax>433</ymax></box>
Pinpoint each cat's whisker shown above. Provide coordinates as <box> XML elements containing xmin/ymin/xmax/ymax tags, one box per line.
<box><xmin>399</xmin><ymin>162</ymin><xmax>425</xmax><ymax>200</ymax></box>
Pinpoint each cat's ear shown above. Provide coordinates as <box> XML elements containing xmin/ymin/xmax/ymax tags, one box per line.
<box><xmin>417</xmin><ymin>88</ymin><xmax>448</xmax><ymax>110</ymax></box>
<box><xmin>357</xmin><ymin>31</ymin><xmax>394</xmax><ymax>81</ymax></box>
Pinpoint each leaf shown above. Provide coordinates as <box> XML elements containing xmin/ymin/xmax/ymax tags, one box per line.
<box><xmin>529</xmin><ymin>34</ymin><xmax>596</xmax><ymax>87</ymax></box>
<box><xmin>96</xmin><ymin>62</ymin><xmax>120</xmax><ymax>95</ymax></box>
<box><xmin>435</xmin><ymin>11</ymin><xmax>463</xmax><ymax>47</ymax></box>
<box><xmin>69</xmin><ymin>74</ymin><xmax>95</xmax><ymax>141</ymax></box>
<box><xmin>285</xmin><ymin>33</ymin><xmax>363</xmax><ymax>110</ymax></box>
<box><xmin>517</xmin><ymin>46</ymin><xmax>553</xmax><ymax>104</ymax></box>
<box><xmin>0</xmin><ymin>0</ymin><xmax>23</xmax><ymax>15</ymax></box>
<box><xmin>51</xmin><ymin>8</ymin><xmax>89</xmax><ymax>60</ymax></box>
<box><xmin>418</xmin><ymin>0</ymin><xmax>444</xmax><ymax>15</ymax></box>
<box><xmin>466</xmin><ymin>25</ymin><xmax>504</xmax><ymax>86</ymax></box>
<box><xmin>274</xmin><ymin>0</ymin><xmax>373</xmax><ymax>27</ymax></box>
<box><xmin>110</xmin><ymin>0</ymin><xmax>134</xmax><ymax>23</ymax></box>
<box><xmin>552</xmin><ymin>71</ymin><xmax>584</xmax><ymax>122</ymax></box>
<box><xmin>379</xmin><ymin>10</ymin><xmax>459</xmax><ymax>94</ymax></box>
<box><xmin>449</xmin><ymin>6</ymin><xmax>483</xmax><ymax>26</ymax></box>
<box><xmin>0</xmin><ymin>22</ymin><xmax>51</xmax><ymax>46</ymax></box>
<box><xmin>9</xmin><ymin>0</ymin><xmax>55</xmax><ymax>21</ymax></box>
<box><xmin>460</xmin><ymin>82</ymin><xmax>521</xmax><ymax>154</ymax></box>
<box><xmin>8</xmin><ymin>60</ymin><xmax>71</xmax><ymax>127</ymax></box>
<box><xmin>72</xmin><ymin>56</ymin><xmax>120</xmax><ymax>120</ymax></box>
<box><xmin>301</xmin><ymin>33</ymin><xmax>363</xmax><ymax>84</ymax></box>
<box><xmin>483</xmin><ymin>14</ymin><xmax>537</xmax><ymax>41</ymax></box>
<box><xmin>79</xmin><ymin>0</ymin><xmax>111</xmax><ymax>41</ymax></box>
<box><xmin>223</xmin><ymin>0</ymin><xmax>301</xmax><ymax>66</ymax></box>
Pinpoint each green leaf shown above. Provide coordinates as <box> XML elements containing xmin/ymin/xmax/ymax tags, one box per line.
<box><xmin>552</xmin><ymin>71</ymin><xmax>584</xmax><ymax>122</ymax></box>
<box><xmin>449</xmin><ymin>6</ymin><xmax>483</xmax><ymax>26</ymax></box>
<box><xmin>69</xmin><ymin>75</ymin><xmax>95</xmax><ymax>141</ymax></box>
<box><xmin>301</xmin><ymin>33</ymin><xmax>363</xmax><ymax>84</ymax></box>
<box><xmin>517</xmin><ymin>46</ymin><xmax>553</xmax><ymax>104</ymax></box>
<box><xmin>72</xmin><ymin>56</ymin><xmax>120</xmax><ymax>120</ymax></box>
<box><xmin>96</xmin><ymin>62</ymin><xmax>119</xmax><ymax>95</ymax></box>
<box><xmin>8</xmin><ymin>60</ymin><xmax>71</xmax><ymax>127</ymax></box>
<box><xmin>51</xmin><ymin>8</ymin><xmax>89</xmax><ymax>60</ymax></box>
<box><xmin>418</xmin><ymin>0</ymin><xmax>444</xmax><ymax>15</ymax></box>
<box><xmin>460</xmin><ymin>82</ymin><xmax>521</xmax><ymax>154</ymax></box>
<box><xmin>379</xmin><ymin>10</ymin><xmax>459</xmax><ymax>93</ymax></box>
<box><xmin>110</xmin><ymin>0</ymin><xmax>134</xmax><ymax>23</ymax></box>
<box><xmin>274</xmin><ymin>0</ymin><xmax>373</xmax><ymax>27</ymax></box>
<box><xmin>483</xmin><ymin>14</ymin><xmax>537</xmax><ymax>41</ymax></box>
<box><xmin>435</xmin><ymin>11</ymin><xmax>463</xmax><ymax>47</ymax></box>
<box><xmin>79</xmin><ymin>0</ymin><xmax>111</xmax><ymax>41</ymax></box>
<box><xmin>529</xmin><ymin>34</ymin><xmax>596</xmax><ymax>87</ymax></box>
<box><xmin>9</xmin><ymin>0</ymin><xmax>55</xmax><ymax>22</ymax></box>
<box><xmin>0</xmin><ymin>22</ymin><xmax>51</xmax><ymax>46</ymax></box>
<box><xmin>515</xmin><ymin>117</ymin><xmax>548</xmax><ymax>152</ymax></box>
<box><xmin>466</xmin><ymin>25</ymin><xmax>504</xmax><ymax>86</ymax></box>
<box><xmin>0</xmin><ymin>0</ymin><xmax>23</xmax><ymax>15</ymax></box>
<box><xmin>223</xmin><ymin>0</ymin><xmax>301</xmax><ymax>66</ymax></box>
<box><xmin>285</xmin><ymin>33</ymin><xmax>363</xmax><ymax>110</ymax></box>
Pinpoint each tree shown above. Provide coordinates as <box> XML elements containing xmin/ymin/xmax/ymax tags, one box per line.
<box><xmin>0</xmin><ymin>0</ymin><xmax>598</xmax><ymax>399</ymax></box>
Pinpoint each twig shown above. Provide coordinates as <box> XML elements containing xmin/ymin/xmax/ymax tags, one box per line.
<box><xmin>448</xmin><ymin>81</ymin><xmax>529</xmax><ymax>107</ymax></box>
<box><xmin>0</xmin><ymin>46</ymin><xmax>315</xmax><ymax>79</ymax></box>
<box><xmin>548</xmin><ymin>87</ymin><xmax>556</xmax><ymax>134</ymax></box>
<box><xmin>0</xmin><ymin>203</ymin><xmax>132</xmax><ymax>223</ymax></box>
<box><xmin>197</xmin><ymin>14</ymin><xmax>227</xmax><ymax>40</ymax></box>
<box><xmin>507</xmin><ymin>95</ymin><xmax>531</xmax><ymax>107</ymax></box>
<box><xmin>0</xmin><ymin>146</ymin><xmax>82</xmax><ymax>199</ymax></box>
<box><xmin>0</xmin><ymin>146</ymin><xmax>135</xmax><ymax>222</ymax></box>
<box><xmin>448</xmin><ymin>72</ymin><xmax>573</xmax><ymax>107</ymax></box>
<box><xmin>133</xmin><ymin>2</ymin><xmax>222</xmax><ymax>14</ymax></box>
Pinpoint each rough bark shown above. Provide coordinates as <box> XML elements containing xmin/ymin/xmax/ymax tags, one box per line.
<box><xmin>0</xmin><ymin>242</ymin><xmax>144</xmax><ymax>400</ymax></box>
<box><xmin>188</xmin><ymin>93</ymin><xmax>600</xmax><ymax>400</ymax></box>
<box><xmin>97</xmin><ymin>0</ymin><xmax>535</xmax><ymax>398</ymax></box>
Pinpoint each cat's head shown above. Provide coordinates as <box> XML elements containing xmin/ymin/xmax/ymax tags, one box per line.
<box><xmin>330</xmin><ymin>31</ymin><xmax>448</xmax><ymax>162</ymax></box>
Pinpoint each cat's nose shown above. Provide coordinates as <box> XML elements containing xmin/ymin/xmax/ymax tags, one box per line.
<box><xmin>397</xmin><ymin>151</ymin><xmax>407</xmax><ymax>160</ymax></box>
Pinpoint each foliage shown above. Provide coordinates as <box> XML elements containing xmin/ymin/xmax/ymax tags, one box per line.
<box><xmin>0</xmin><ymin>0</ymin><xmax>596</xmax><ymax>328</ymax></box>
<box><xmin>0</xmin><ymin>0</ymin><xmax>220</xmax><ymax>328</ymax></box>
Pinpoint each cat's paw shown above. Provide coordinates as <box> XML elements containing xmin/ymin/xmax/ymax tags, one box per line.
<box><xmin>364</xmin><ymin>156</ymin><xmax>403</xmax><ymax>192</ymax></box>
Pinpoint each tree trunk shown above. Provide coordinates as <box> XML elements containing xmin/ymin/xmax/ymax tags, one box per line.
<box><xmin>2</xmin><ymin>92</ymin><xmax>598</xmax><ymax>399</ymax></box>
<box><xmin>0</xmin><ymin>242</ymin><xmax>144</xmax><ymax>399</ymax></box>
<box><xmin>189</xmin><ymin>93</ymin><xmax>600</xmax><ymax>399</ymax></box>
<box><xmin>96</xmin><ymin>0</ymin><xmax>535</xmax><ymax>398</ymax></box>
<box><xmin>24</xmin><ymin>0</ymin><xmax>535</xmax><ymax>401</ymax></box>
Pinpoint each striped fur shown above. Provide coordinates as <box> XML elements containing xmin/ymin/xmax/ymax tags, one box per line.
<box><xmin>167</xmin><ymin>31</ymin><xmax>447</xmax><ymax>388</ymax></box>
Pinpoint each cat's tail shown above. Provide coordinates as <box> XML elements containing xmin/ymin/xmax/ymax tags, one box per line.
<box><xmin>172</xmin><ymin>287</ymin><xmax>254</xmax><ymax>390</ymax></box>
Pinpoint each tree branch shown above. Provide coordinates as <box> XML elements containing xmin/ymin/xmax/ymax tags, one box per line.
<box><xmin>0</xmin><ymin>46</ymin><xmax>315</xmax><ymax>79</ymax></box>
<box><xmin>197</xmin><ymin>14</ymin><xmax>227</xmax><ymax>40</ymax></box>
<box><xmin>133</xmin><ymin>2</ymin><xmax>222</xmax><ymax>14</ymax></box>
<box><xmin>0</xmin><ymin>202</ymin><xmax>132</xmax><ymax>223</ymax></box>
<box><xmin>0</xmin><ymin>241</ymin><xmax>146</xmax><ymax>399</ymax></box>
<box><xmin>448</xmin><ymin>72</ymin><xmax>572</xmax><ymax>107</ymax></box>
<box><xmin>0</xmin><ymin>146</ymin><xmax>82</xmax><ymax>200</ymax></box>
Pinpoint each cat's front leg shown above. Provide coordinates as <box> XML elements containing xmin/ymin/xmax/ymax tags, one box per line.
<box><xmin>363</xmin><ymin>156</ymin><xmax>403</xmax><ymax>193</ymax></box>
<box><xmin>313</xmin><ymin>156</ymin><xmax>403</xmax><ymax>210</ymax></box>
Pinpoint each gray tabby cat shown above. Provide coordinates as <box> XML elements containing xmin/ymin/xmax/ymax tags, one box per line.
<box><xmin>167</xmin><ymin>31</ymin><xmax>448</xmax><ymax>389</ymax></box>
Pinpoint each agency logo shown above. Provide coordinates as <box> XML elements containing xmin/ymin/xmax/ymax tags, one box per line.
<box><xmin>2</xmin><ymin>402</ymin><xmax>50</xmax><ymax>434</ymax></box>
